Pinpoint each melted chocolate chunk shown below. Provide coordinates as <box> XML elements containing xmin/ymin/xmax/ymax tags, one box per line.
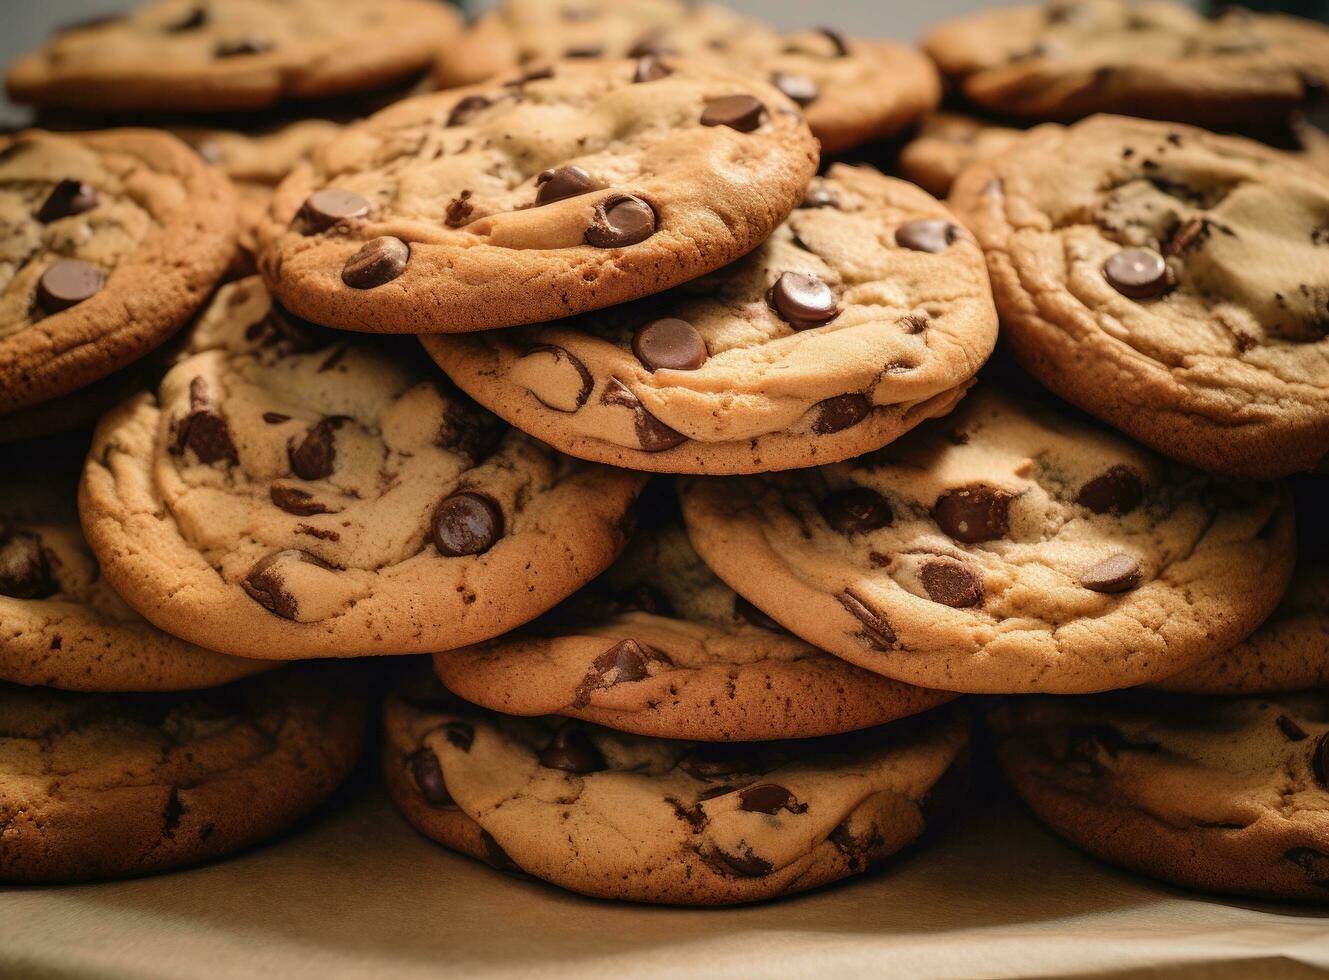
<box><xmin>535</xmin><ymin>165</ymin><xmax>596</xmax><ymax>206</ymax></box>
<box><xmin>36</xmin><ymin>179</ymin><xmax>98</xmax><ymax>223</ymax></box>
<box><xmin>933</xmin><ymin>485</ymin><xmax>1012</xmax><ymax>543</ymax></box>
<box><xmin>173</xmin><ymin>377</ymin><xmax>237</xmax><ymax>465</ymax></box>
<box><xmin>241</xmin><ymin>550</ymin><xmax>331</xmax><ymax>620</ymax></box>
<box><xmin>738</xmin><ymin>784</ymin><xmax>807</xmax><ymax>815</ymax></box>
<box><xmin>37</xmin><ymin>259</ymin><xmax>103</xmax><ymax>314</ymax></box>
<box><xmin>0</xmin><ymin>528</ymin><xmax>57</xmax><ymax>599</ymax></box>
<box><xmin>818</xmin><ymin>487</ymin><xmax>893</xmax><ymax>535</ymax></box>
<box><xmin>1081</xmin><ymin>554</ymin><xmax>1142</xmax><ymax>594</ymax></box>
<box><xmin>538</xmin><ymin>727</ymin><xmax>606</xmax><ymax>773</ymax></box>
<box><xmin>288</xmin><ymin>417</ymin><xmax>346</xmax><ymax>481</ymax></box>
<box><xmin>410</xmin><ymin>748</ymin><xmax>453</xmax><ymax>807</ymax></box>
<box><xmin>1077</xmin><ymin>466</ymin><xmax>1144</xmax><ymax>516</ymax></box>
<box><xmin>838</xmin><ymin>590</ymin><xmax>896</xmax><ymax>649</ymax></box>
<box><xmin>432</xmin><ymin>492</ymin><xmax>504</xmax><ymax>557</ymax></box>
<box><xmin>700</xmin><ymin>95</ymin><xmax>766</xmax><ymax>132</ymax></box>
<box><xmin>600</xmin><ymin>379</ymin><xmax>687</xmax><ymax>452</ymax></box>
<box><xmin>584</xmin><ymin>195</ymin><xmax>657</xmax><ymax>248</ymax></box>
<box><xmin>342</xmin><ymin>236</ymin><xmax>409</xmax><ymax>289</ymax></box>
<box><xmin>920</xmin><ymin>560</ymin><xmax>984</xmax><ymax>608</ymax></box>
<box><xmin>768</xmin><ymin>272</ymin><xmax>839</xmax><ymax>326</ymax></box>
<box><xmin>299</xmin><ymin>188</ymin><xmax>370</xmax><ymax>233</ymax></box>
<box><xmin>632</xmin><ymin>318</ymin><xmax>708</xmax><ymax>371</ymax></box>
<box><xmin>572</xmin><ymin>638</ymin><xmax>671</xmax><ymax>708</ymax></box>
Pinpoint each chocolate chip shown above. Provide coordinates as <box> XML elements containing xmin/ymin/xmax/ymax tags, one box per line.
<box><xmin>572</xmin><ymin>638</ymin><xmax>671</xmax><ymax>708</ymax></box>
<box><xmin>523</xmin><ymin>344</ymin><xmax>594</xmax><ymax>412</ymax></box>
<box><xmin>538</xmin><ymin>727</ymin><xmax>606</xmax><ymax>774</ymax></box>
<box><xmin>445</xmin><ymin>191</ymin><xmax>474</xmax><ymax>228</ymax></box>
<box><xmin>838</xmin><ymin>590</ymin><xmax>895</xmax><ymax>649</ymax></box>
<box><xmin>811</xmin><ymin>393</ymin><xmax>870</xmax><ymax>434</ymax></box>
<box><xmin>36</xmin><ymin>179</ymin><xmax>98</xmax><ymax>223</ymax></box>
<box><xmin>801</xmin><ymin>185</ymin><xmax>839</xmax><ymax>209</ymax></box>
<box><xmin>771</xmin><ymin>72</ymin><xmax>818</xmax><ymax>106</ymax></box>
<box><xmin>633</xmin><ymin>55</ymin><xmax>672</xmax><ymax>83</ymax></box>
<box><xmin>817</xmin><ymin>26</ymin><xmax>850</xmax><ymax>56</ymax></box>
<box><xmin>564</xmin><ymin>45</ymin><xmax>603</xmax><ymax>57</ymax></box>
<box><xmin>768</xmin><ymin>272</ymin><xmax>839</xmax><ymax>326</ymax></box>
<box><xmin>1103</xmin><ymin>248</ymin><xmax>1170</xmax><ymax>299</ymax></box>
<box><xmin>700</xmin><ymin>95</ymin><xmax>766</xmax><ymax>132</ymax></box>
<box><xmin>37</xmin><ymin>259</ymin><xmax>103</xmax><ymax>314</ymax></box>
<box><xmin>535</xmin><ymin>165</ymin><xmax>595</xmax><ymax>206</ymax></box>
<box><xmin>269</xmin><ymin>485</ymin><xmax>329</xmax><ymax>516</ymax></box>
<box><xmin>819</xmin><ymin>487</ymin><xmax>892</xmax><ymax>535</ymax></box>
<box><xmin>342</xmin><ymin>237</ymin><xmax>409</xmax><ymax>289</ymax></box>
<box><xmin>627</xmin><ymin>30</ymin><xmax>674</xmax><ymax>58</ymax></box>
<box><xmin>480</xmin><ymin>830</ymin><xmax>520</xmax><ymax>872</ymax></box>
<box><xmin>0</xmin><ymin>529</ymin><xmax>56</xmax><ymax>599</ymax></box>
<box><xmin>241</xmin><ymin>550</ymin><xmax>331</xmax><ymax>620</ymax></box>
<box><xmin>681</xmin><ymin>745</ymin><xmax>762</xmax><ymax>780</ymax></box>
<box><xmin>584</xmin><ymin>195</ymin><xmax>656</xmax><ymax>248</ymax></box>
<box><xmin>1278</xmin><ymin>715</ymin><xmax>1309</xmax><ymax>741</ymax></box>
<box><xmin>409</xmin><ymin>749</ymin><xmax>453</xmax><ymax>807</ymax></box>
<box><xmin>1314</xmin><ymin>733</ymin><xmax>1329</xmax><ymax>789</ymax></box>
<box><xmin>432</xmin><ymin>492</ymin><xmax>504</xmax><ymax>557</ymax></box>
<box><xmin>920</xmin><ymin>560</ymin><xmax>984</xmax><ymax>608</ymax></box>
<box><xmin>173</xmin><ymin>377</ymin><xmax>237</xmax><ymax>465</ymax></box>
<box><xmin>712</xmin><ymin>846</ymin><xmax>773</xmax><ymax>877</ymax></box>
<box><xmin>1077</xmin><ymin>466</ymin><xmax>1144</xmax><ymax>516</ymax></box>
<box><xmin>1081</xmin><ymin>554</ymin><xmax>1142</xmax><ymax>594</ymax></box>
<box><xmin>632</xmin><ymin>318</ymin><xmax>708</xmax><ymax>371</ymax></box>
<box><xmin>896</xmin><ymin>219</ymin><xmax>964</xmax><ymax>253</ymax></box>
<box><xmin>165</xmin><ymin>5</ymin><xmax>206</xmax><ymax>31</ymax></box>
<box><xmin>214</xmin><ymin>37</ymin><xmax>273</xmax><ymax>58</ymax></box>
<box><xmin>289</xmin><ymin>417</ymin><xmax>346</xmax><ymax>481</ymax></box>
<box><xmin>738</xmin><ymin>784</ymin><xmax>807</xmax><ymax>815</ymax></box>
<box><xmin>448</xmin><ymin>95</ymin><xmax>491</xmax><ymax>126</ymax></box>
<box><xmin>933</xmin><ymin>485</ymin><xmax>1013</xmax><ymax>543</ymax></box>
<box><xmin>299</xmin><ymin>189</ymin><xmax>369</xmax><ymax>233</ymax></box>
<box><xmin>600</xmin><ymin>379</ymin><xmax>687</xmax><ymax>452</ymax></box>
<box><xmin>734</xmin><ymin>594</ymin><xmax>781</xmax><ymax>632</ymax></box>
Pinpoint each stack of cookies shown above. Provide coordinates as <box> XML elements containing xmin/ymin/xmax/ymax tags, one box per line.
<box><xmin>0</xmin><ymin>0</ymin><xmax>1326</xmax><ymax>910</ymax></box>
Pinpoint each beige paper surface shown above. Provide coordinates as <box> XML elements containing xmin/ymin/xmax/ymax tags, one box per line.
<box><xmin>2</xmin><ymin>786</ymin><xmax>1327</xmax><ymax>980</ymax></box>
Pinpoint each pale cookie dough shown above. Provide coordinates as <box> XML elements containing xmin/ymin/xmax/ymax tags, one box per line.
<box><xmin>897</xmin><ymin>114</ymin><xmax>1027</xmax><ymax>199</ymax></box>
<box><xmin>258</xmin><ymin>59</ymin><xmax>819</xmax><ymax>334</ymax></box>
<box><xmin>424</xmin><ymin>166</ymin><xmax>996</xmax><ymax>474</ymax></box>
<box><xmin>435</xmin><ymin>514</ymin><xmax>956</xmax><ymax>741</ymax></box>
<box><xmin>0</xmin><ymin>128</ymin><xmax>236</xmax><ymax>415</ymax></box>
<box><xmin>0</xmin><ymin>667</ymin><xmax>365</xmax><ymax>882</ymax></box>
<box><xmin>79</xmin><ymin>277</ymin><xmax>645</xmax><ymax>660</ymax></box>
<box><xmin>679</xmin><ymin>386</ymin><xmax>1296</xmax><ymax>695</ymax></box>
<box><xmin>434</xmin><ymin>0</ymin><xmax>940</xmax><ymax>154</ymax></box>
<box><xmin>923</xmin><ymin>0</ymin><xmax>1329</xmax><ymax>127</ymax></box>
<box><xmin>950</xmin><ymin>115</ymin><xmax>1329</xmax><ymax>479</ymax></box>
<box><xmin>6</xmin><ymin>0</ymin><xmax>460</xmax><ymax>114</ymax></box>
<box><xmin>0</xmin><ymin>481</ymin><xmax>271</xmax><ymax>692</ymax></box>
<box><xmin>385</xmin><ymin>674</ymin><xmax>969</xmax><ymax>905</ymax></box>
<box><xmin>992</xmin><ymin>691</ymin><xmax>1329</xmax><ymax>902</ymax></box>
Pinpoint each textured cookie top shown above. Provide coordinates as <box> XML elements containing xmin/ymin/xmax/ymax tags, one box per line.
<box><xmin>0</xmin><ymin>129</ymin><xmax>236</xmax><ymax>414</ymax></box>
<box><xmin>386</xmin><ymin>683</ymin><xmax>966</xmax><ymax>904</ymax></box>
<box><xmin>259</xmin><ymin>59</ymin><xmax>819</xmax><ymax>333</ymax></box>
<box><xmin>6</xmin><ymin>0</ymin><xmax>460</xmax><ymax>113</ymax></box>
<box><xmin>680</xmin><ymin>386</ymin><xmax>1295</xmax><ymax>694</ymax></box>
<box><xmin>424</xmin><ymin>165</ymin><xmax>996</xmax><ymax>469</ymax></box>
<box><xmin>80</xmin><ymin>278</ymin><xmax>644</xmax><ymax>660</ymax></box>
<box><xmin>923</xmin><ymin>0</ymin><xmax>1329</xmax><ymax>125</ymax></box>
<box><xmin>898</xmin><ymin>114</ymin><xmax>1026</xmax><ymax>199</ymax></box>
<box><xmin>174</xmin><ymin>121</ymin><xmax>343</xmax><ymax>187</ymax></box>
<box><xmin>435</xmin><ymin>0</ymin><xmax>940</xmax><ymax>153</ymax></box>
<box><xmin>951</xmin><ymin>116</ymin><xmax>1329</xmax><ymax>479</ymax></box>
<box><xmin>435</xmin><ymin>517</ymin><xmax>954</xmax><ymax>740</ymax></box>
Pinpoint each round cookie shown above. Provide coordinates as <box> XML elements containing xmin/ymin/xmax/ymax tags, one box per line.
<box><xmin>258</xmin><ymin>59</ymin><xmax>819</xmax><ymax>334</ymax></box>
<box><xmin>897</xmin><ymin>114</ymin><xmax>1027</xmax><ymax>199</ymax></box>
<box><xmin>991</xmin><ymin>691</ymin><xmax>1329</xmax><ymax>902</ymax></box>
<box><xmin>435</xmin><ymin>515</ymin><xmax>956</xmax><ymax>741</ymax></box>
<box><xmin>679</xmin><ymin>386</ymin><xmax>1296</xmax><ymax>695</ymax></box>
<box><xmin>0</xmin><ymin>667</ymin><xmax>365</xmax><ymax>882</ymax></box>
<box><xmin>950</xmin><ymin>115</ymin><xmax>1329</xmax><ymax>480</ymax></box>
<box><xmin>0</xmin><ymin>481</ymin><xmax>271</xmax><ymax>692</ymax></box>
<box><xmin>433</xmin><ymin>0</ymin><xmax>940</xmax><ymax>154</ymax></box>
<box><xmin>79</xmin><ymin>277</ymin><xmax>645</xmax><ymax>660</ymax></box>
<box><xmin>922</xmin><ymin>1</ymin><xmax>1329</xmax><ymax>128</ymax></box>
<box><xmin>424</xmin><ymin>166</ymin><xmax>996</xmax><ymax>473</ymax></box>
<box><xmin>6</xmin><ymin>0</ymin><xmax>460</xmax><ymax>115</ymax></box>
<box><xmin>0</xmin><ymin>129</ymin><xmax>236</xmax><ymax>415</ymax></box>
<box><xmin>384</xmin><ymin>675</ymin><xmax>969</xmax><ymax>906</ymax></box>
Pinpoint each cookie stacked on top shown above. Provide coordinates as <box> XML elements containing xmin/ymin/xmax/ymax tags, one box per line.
<box><xmin>0</xmin><ymin>0</ymin><xmax>1326</xmax><ymax>909</ymax></box>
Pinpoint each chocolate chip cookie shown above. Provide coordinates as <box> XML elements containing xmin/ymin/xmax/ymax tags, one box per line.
<box><xmin>950</xmin><ymin>115</ymin><xmax>1329</xmax><ymax>479</ymax></box>
<box><xmin>79</xmin><ymin>277</ymin><xmax>645</xmax><ymax>660</ymax></box>
<box><xmin>258</xmin><ymin>59</ymin><xmax>819</xmax><ymax>334</ymax></box>
<box><xmin>0</xmin><ymin>667</ymin><xmax>365</xmax><ymax>882</ymax></box>
<box><xmin>0</xmin><ymin>129</ymin><xmax>236</xmax><ymax>415</ymax></box>
<box><xmin>897</xmin><ymin>114</ymin><xmax>1027</xmax><ymax>199</ymax></box>
<box><xmin>991</xmin><ymin>691</ymin><xmax>1329</xmax><ymax>901</ymax></box>
<box><xmin>679</xmin><ymin>386</ymin><xmax>1296</xmax><ymax>695</ymax></box>
<box><xmin>923</xmin><ymin>1</ymin><xmax>1329</xmax><ymax>128</ymax></box>
<box><xmin>434</xmin><ymin>0</ymin><xmax>940</xmax><ymax>154</ymax></box>
<box><xmin>384</xmin><ymin>674</ymin><xmax>968</xmax><ymax>905</ymax></box>
<box><xmin>6</xmin><ymin>0</ymin><xmax>460</xmax><ymax>114</ymax></box>
<box><xmin>435</xmin><ymin>511</ymin><xmax>955</xmax><ymax>741</ymax></box>
<box><xmin>1</xmin><ymin>481</ymin><xmax>271</xmax><ymax>692</ymax></box>
<box><xmin>424</xmin><ymin>166</ymin><xmax>996</xmax><ymax>473</ymax></box>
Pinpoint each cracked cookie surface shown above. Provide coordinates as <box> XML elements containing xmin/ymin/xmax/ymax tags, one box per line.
<box><xmin>258</xmin><ymin>58</ymin><xmax>819</xmax><ymax>334</ymax></box>
<box><xmin>6</xmin><ymin>0</ymin><xmax>460</xmax><ymax>114</ymax></box>
<box><xmin>384</xmin><ymin>673</ymin><xmax>968</xmax><ymax>905</ymax></box>
<box><xmin>433</xmin><ymin>0</ymin><xmax>940</xmax><ymax>154</ymax></box>
<box><xmin>435</xmin><ymin>510</ymin><xmax>955</xmax><ymax>741</ymax></box>
<box><xmin>0</xmin><ymin>667</ymin><xmax>365</xmax><ymax>882</ymax></box>
<box><xmin>950</xmin><ymin>115</ymin><xmax>1329</xmax><ymax>479</ymax></box>
<box><xmin>679</xmin><ymin>386</ymin><xmax>1295</xmax><ymax>694</ymax></box>
<box><xmin>923</xmin><ymin>0</ymin><xmax>1329</xmax><ymax>127</ymax></box>
<box><xmin>0</xmin><ymin>128</ymin><xmax>236</xmax><ymax>415</ymax></box>
<box><xmin>424</xmin><ymin>166</ymin><xmax>995</xmax><ymax>473</ymax></box>
<box><xmin>79</xmin><ymin>277</ymin><xmax>645</xmax><ymax>660</ymax></box>
<box><xmin>991</xmin><ymin>691</ymin><xmax>1329</xmax><ymax>901</ymax></box>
